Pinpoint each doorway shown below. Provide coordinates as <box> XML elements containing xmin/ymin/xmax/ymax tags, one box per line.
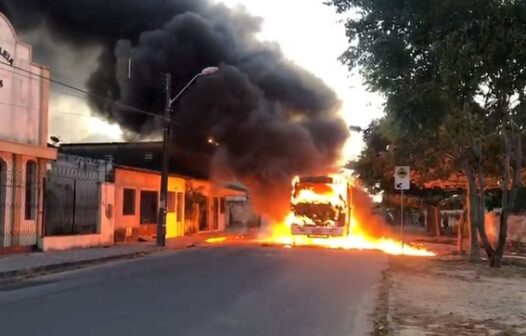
<box><xmin>212</xmin><ymin>197</ymin><xmax>219</xmax><ymax>230</ymax></box>
<box><xmin>199</xmin><ymin>197</ymin><xmax>209</xmax><ymax>231</ymax></box>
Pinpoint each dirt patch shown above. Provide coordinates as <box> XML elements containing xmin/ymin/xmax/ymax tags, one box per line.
<box><xmin>381</xmin><ymin>256</ymin><xmax>526</xmax><ymax>335</ymax></box>
<box><xmin>372</xmin><ymin>269</ymin><xmax>391</xmax><ymax>336</ymax></box>
<box><xmin>507</xmin><ymin>241</ymin><xmax>526</xmax><ymax>256</ymax></box>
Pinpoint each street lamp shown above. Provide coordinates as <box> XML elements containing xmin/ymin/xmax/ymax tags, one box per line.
<box><xmin>157</xmin><ymin>66</ymin><xmax>219</xmax><ymax>247</ymax></box>
<box><xmin>168</xmin><ymin>67</ymin><xmax>219</xmax><ymax>106</ymax></box>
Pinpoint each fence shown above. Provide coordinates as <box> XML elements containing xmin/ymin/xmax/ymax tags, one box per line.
<box><xmin>43</xmin><ymin>154</ymin><xmax>109</xmax><ymax>237</ymax></box>
<box><xmin>0</xmin><ymin>166</ymin><xmax>41</xmax><ymax>247</ymax></box>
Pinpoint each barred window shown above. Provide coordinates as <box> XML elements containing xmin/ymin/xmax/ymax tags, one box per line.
<box><xmin>25</xmin><ymin>161</ymin><xmax>37</xmax><ymax>220</ymax></box>
<box><xmin>140</xmin><ymin>190</ymin><xmax>158</xmax><ymax>225</ymax></box>
<box><xmin>123</xmin><ymin>188</ymin><xmax>136</xmax><ymax>215</ymax></box>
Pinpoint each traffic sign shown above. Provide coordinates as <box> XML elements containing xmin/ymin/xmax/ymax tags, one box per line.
<box><xmin>394</xmin><ymin>166</ymin><xmax>410</xmax><ymax>190</ymax></box>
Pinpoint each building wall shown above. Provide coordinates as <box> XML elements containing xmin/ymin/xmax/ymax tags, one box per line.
<box><xmin>485</xmin><ymin>212</ymin><xmax>526</xmax><ymax>244</ymax></box>
<box><xmin>0</xmin><ymin>12</ymin><xmax>55</xmax><ymax>250</ymax></box>
<box><xmin>14</xmin><ymin>155</ymin><xmax>39</xmax><ymax>247</ymax></box>
<box><xmin>113</xmin><ymin>167</ymin><xmax>247</xmax><ymax>238</ymax></box>
<box><xmin>40</xmin><ymin>183</ymin><xmax>115</xmax><ymax>251</ymax></box>
<box><xmin>114</xmin><ymin>168</ymin><xmax>186</xmax><ymax>239</ymax></box>
<box><xmin>0</xmin><ymin>12</ymin><xmax>49</xmax><ymax>146</ymax></box>
<box><xmin>0</xmin><ymin>151</ymin><xmax>13</xmax><ymax>248</ymax></box>
<box><xmin>167</xmin><ymin>176</ymin><xmax>186</xmax><ymax>238</ymax></box>
<box><xmin>186</xmin><ymin>179</ymin><xmax>246</xmax><ymax>232</ymax></box>
<box><xmin>225</xmin><ymin>196</ymin><xmax>249</xmax><ymax>228</ymax></box>
<box><xmin>0</xmin><ymin>152</ymin><xmax>43</xmax><ymax>247</ymax></box>
<box><xmin>114</xmin><ymin>168</ymin><xmax>160</xmax><ymax>232</ymax></box>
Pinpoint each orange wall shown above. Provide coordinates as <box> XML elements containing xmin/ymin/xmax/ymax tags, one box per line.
<box><xmin>114</xmin><ymin>168</ymin><xmax>186</xmax><ymax>238</ymax></box>
<box><xmin>166</xmin><ymin>176</ymin><xmax>186</xmax><ymax>238</ymax></box>
<box><xmin>114</xmin><ymin>168</ymin><xmax>246</xmax><ymax>236</ymax></box>
<box><xmin>114</xmin><ymin>168</ymin><xmax>160</xmax><ymax>230</ymax></box>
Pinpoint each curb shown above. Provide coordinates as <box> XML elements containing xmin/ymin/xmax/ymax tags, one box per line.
<box><xmin>0</xmin><ymin>236</ymin><xmax>256</xmax><ymax>287</ymax></box>
<box><xmin>0</xmin><ymin>248</ymin><xmax>159</xmax><ymax>287</ymax></box>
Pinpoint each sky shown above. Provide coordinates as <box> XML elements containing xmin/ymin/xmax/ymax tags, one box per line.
<box><xmin>48</xmin><ymin>0</ymin><xmax>384</xmax><ymax>160</ymax></box>
<box><xmin>215</xmin><ymin>0</ymin><xmax>384</xmax><ymax>159</ymax></box>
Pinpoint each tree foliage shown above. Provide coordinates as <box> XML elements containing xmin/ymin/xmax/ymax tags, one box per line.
<box><xmin>330</xmin><ymin>0</ymin><xmax>526</xmax><ymax>266</ymax></box>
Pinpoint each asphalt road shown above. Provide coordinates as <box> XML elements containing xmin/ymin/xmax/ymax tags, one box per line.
<box><xmin>0</xmin><ymin>246</ymin><xmax>386</xmax><ymax>336</ymax></box>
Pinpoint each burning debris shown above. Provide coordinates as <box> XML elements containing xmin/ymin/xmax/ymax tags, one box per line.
<box><xmin>1</xmin><ymin>0</ymin><xmax>349</xmax><ymax>218</ymax></box>
<box><xmin>205</xmin><ymin>237</ymin><xmax>227</xmax><ymax>244</ymax></box>
<box><xmin>262</xmin><ymin>174</ymin><xmax>435</xmax><ymax>256</ymax></box>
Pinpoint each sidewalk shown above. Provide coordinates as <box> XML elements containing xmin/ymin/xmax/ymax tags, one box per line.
<box><xmin>0</xmin><ymin>229</ymin><xmax>257</xmax><ymax>284</ymax></box>
<box><xmin>166</xmin><ymin>228</ymin><xmax>259</xmax><ymax>248</ymax></box>
<box><xmin>0</xmin><ymin>243</ymin><xmax>158</xmax><ymax>283</ymax></box>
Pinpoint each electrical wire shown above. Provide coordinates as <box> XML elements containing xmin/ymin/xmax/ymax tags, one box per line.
<box><xmin>0</xmin><ymin>97</ymin><xmax>141</xmax><ymax>120</ymax></box>
<box><xmin>0</xmin><ymin>61</ymin><xmax>161</xmax><ymax>119</ymax></box>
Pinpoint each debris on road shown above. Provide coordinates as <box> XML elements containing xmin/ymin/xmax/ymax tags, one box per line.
<box><xmin>205</xmin><ymin>237</ymin><xmax>228</xmax><ymax>244</ymax></box>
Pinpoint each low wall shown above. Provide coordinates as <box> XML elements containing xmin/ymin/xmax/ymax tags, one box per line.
<box><xmin>508</xmin><ymin>216</ymin><xmax>526</xmax><ymax>242</ymax></box>
<box><xmin>485</xmin><ymin>213</ymin><xmax>526</xmax><ymax>244</ymax></box>
<box><xmin>40</xmin><ymin>234</ymin><xmax>113</xmax><ymax>251</ymax></box>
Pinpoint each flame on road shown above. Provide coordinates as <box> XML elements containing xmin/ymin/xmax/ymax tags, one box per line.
<box><xmin>261</xmin><ymin>175</ymin><xmax>435</xmax><ymax>257</ymax></box>
<box><xmin>206</xmin><ymin>237</ymin><xmax>227</xmax><ymax>244</ymax></box>
<box><xmin>205</xmin><ymin>173</ymin><xmax>435</xmax><ymax>257</ymax></box>
<box><xmin>263</xmin><ymin>217</ymin><xmax>435</xmax><ymax>256</ymax></box>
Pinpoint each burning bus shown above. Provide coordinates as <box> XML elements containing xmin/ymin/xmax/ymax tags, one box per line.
<box><xmin>262</xmin><ymin>174</ymin><xmax>435</xmax><ymax>256</ymax></box>
<box><xmin>289</xmin><ymin>174</ymin><xmax>353</xmax><ymax>238</ymax></box>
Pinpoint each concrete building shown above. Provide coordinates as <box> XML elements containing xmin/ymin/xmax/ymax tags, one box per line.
<box><xmin>112</xmin><ymin>166</ymin><xmax>187</xmax><ymax>239</ymax></box>
<box><xmin>60</xmin><ymin>142</ymin><xmax>248</xmax><ymax>242</ymax></box>
<box><xmin>0</xmin><ymin>12</ymin><xmax>57</xmax><ymax>251</ymax></box>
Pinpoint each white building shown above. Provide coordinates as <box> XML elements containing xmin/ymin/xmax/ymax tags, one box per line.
<box><xmin>0</xmin><ymin>12</ymin><xmax>56</xmax><ymax>251</ymax></box>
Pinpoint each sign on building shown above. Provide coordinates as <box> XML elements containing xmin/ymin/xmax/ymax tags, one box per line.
<box><xmin>394</xmin><ymin>166</ymin><xmax>410</xmax><ymax>190</ymax></box>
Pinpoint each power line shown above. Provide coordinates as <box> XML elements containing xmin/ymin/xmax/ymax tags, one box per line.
<box><xmin>52</xmin><ymin>110</ymin><xmax>110</xmax><ymax>119</ymax></box>
<box><xmin>0</xmin><ymin>101</ymin><xmax>122</xmax><ymax>120</ymax></box>
<box><xmin>0</xmin><ymin>61</ymin><xmax>161</xmax><ymax>119</ymax></box>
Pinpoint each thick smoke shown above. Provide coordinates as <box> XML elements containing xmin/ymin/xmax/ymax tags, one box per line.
<box><xmin>1</xmin><ymin>0</ymin><xmax>349</xmax><ymax>218</ymax></box>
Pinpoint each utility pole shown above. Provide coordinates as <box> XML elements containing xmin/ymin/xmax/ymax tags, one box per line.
<box><xmin>157</xmin><ymin>73</ymin><xmax>172</xmax><ymax>247</ymax></box>
<box><xmin>401</xmin><ymin>188</ymin><xmax>404</xmax><ymax>251</ymax></box>
<box><xmin>394</xmin><ymin>165</ymin><xmax>409</xmax><ymax>253</ymax></box>
<box><xmin>155</xmin><ymin>67</ymin><xmax>219</xmax><ymax>247</ymax></box>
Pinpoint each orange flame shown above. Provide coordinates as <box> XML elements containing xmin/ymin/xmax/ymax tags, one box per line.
<box><xmin>261</xmin><ymin>175</ymin><xmax>435</xmax><ymax>257</ymax></box>
<box><xmin>291</xmin><ymin>175</ymin><xmax>346</xmax><ymax>207</ymax></box>
<box><xmin>206</xmin><ymin>237</ymin><xmax>227</xmax><ymax>244</ymax></box>
<box><xmin>262</xmin><ymin>219</ymin><xmax>435</xmax><ymax>256</ymax></box>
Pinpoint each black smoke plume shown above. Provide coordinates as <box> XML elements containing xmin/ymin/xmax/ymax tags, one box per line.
<box><xmin>1</xmin><ymin>0</ymin><xmax>349</xmax><ymax>218</ymax></box>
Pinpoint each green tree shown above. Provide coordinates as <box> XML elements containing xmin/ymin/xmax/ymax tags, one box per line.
<box><xmin>351</xmin><ymin>118</ymin><xmax>461</xmax><ymax>236</ymax></box>
<box><xmin>329</xmin><ymin>0</ymin><xmax>526</xmax><ymax>266</ymax></box>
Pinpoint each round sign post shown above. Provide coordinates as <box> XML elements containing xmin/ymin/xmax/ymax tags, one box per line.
<box><xmin>394</xmin><ymin>166</ymin><xmax>410</xmax><ymax>253</ymax></box>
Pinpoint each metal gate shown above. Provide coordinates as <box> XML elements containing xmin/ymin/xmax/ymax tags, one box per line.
<box><xmin>43</xmin><ymin>154</ymin><xmax>108</xmax><ymax>236</ymax></box>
